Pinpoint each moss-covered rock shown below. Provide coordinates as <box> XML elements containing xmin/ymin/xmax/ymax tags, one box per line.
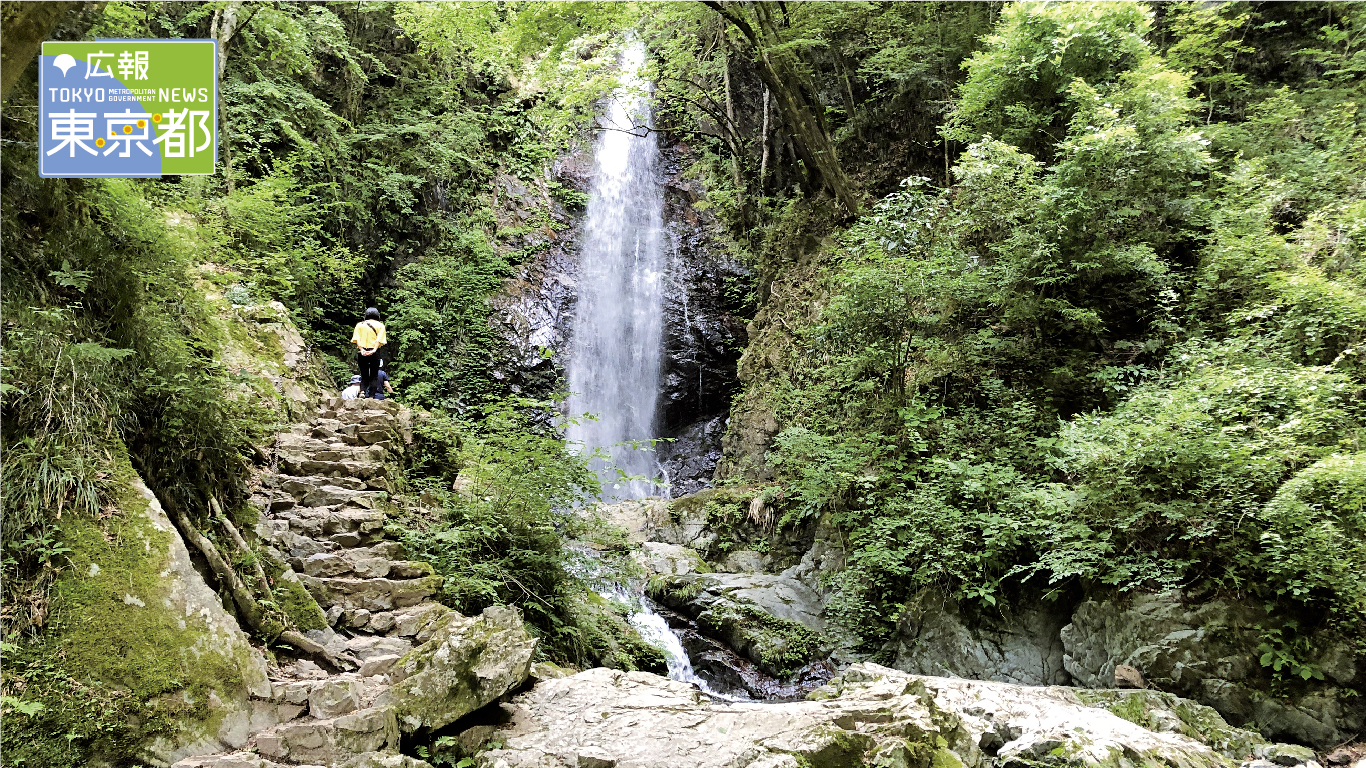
<box><xmin>651</xmin><ymin>571</ymin><xmax>828</xmax><ymax>677</ymax></box>
<box><xmin>1076</xmin><ymin>689</ymin><xmax>1268</xmax><ymax>760</ymax></box>
<box><xmin>274</xmin><ymin>571</ymin><xmax>329</xmax><ymax>632</ymax></box>
<box><xmin>389</xmin><ymin>605</ymin><xmax>538</xmax><ymax>733</ymax></box>
<box><xmin>2</xmin><ymin>465</ymin><xmax>273</xmax><ymax>766</ymax></box>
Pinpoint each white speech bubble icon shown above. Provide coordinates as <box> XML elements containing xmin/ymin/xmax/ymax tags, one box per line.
<box><xmin>53</xmin><ymin>53</ymin><xmax>77</xmax><ymax>76</ymax></box>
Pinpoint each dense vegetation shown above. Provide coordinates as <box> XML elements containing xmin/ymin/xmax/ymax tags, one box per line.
<box><xmin>2</xmin><ymin>1</ymin><xmax>1364</xmax><ymax>762</ymax></box>
<box><xmin>690</xmin><ymin>2</ymin><xmax>1366</xmax><ymax>665</ymax></box>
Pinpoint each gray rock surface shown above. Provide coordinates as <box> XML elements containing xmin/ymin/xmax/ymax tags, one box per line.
<box><xmin>635</xmin><ymin>541</ymin><xmax>708</xmax><ymax>577</ymax></box>
<box><xmin>478</xmin><ymin>663</ymin><xmax>1243</xmax><ymax>768</ymax></box>
<box><xmin>890</xmin><ymin>589</ymin><xmax>1073</xmax><ymax>686</ymax></box>
<box><xmin>1062</xmin><ymin>592</ymin><xmax>1365</xmax><ymax>747</ymax></box>
<box><xmin>256</xmin><ymin>706</ymin><xmax>399</xmax><ymax>765</ymax></box>
<box><xmin>388</xmin><ymin>605</ymin><xmax>539</xmax><ymax>733</ymax></box>
<box><xmin>126</xmin><ymin>477</ymin><xmax>276</xmax><ymax>766</ymax></box>
<box><xmin>653</xmin><ymin>571</ymin><xmax>827</xmax><ymax>677</ymax></box>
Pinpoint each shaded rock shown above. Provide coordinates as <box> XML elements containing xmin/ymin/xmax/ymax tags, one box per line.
<box><xmin>477</xmin><ymin>663</ymin><xmax>1239</xmax><ymax>768</ymax></box>
<box><xmin>656</xmin><ymin>144</ymin><xmax>750</xmax><ymax>440</ymax></box>
<box><xmin>655</xmin><ymin>414</ymin><xmax>727</xmax><ymax>497</ymax></box>
<box><xmin>889</xmin><ymin>589</ymin><xmax>1072</xmax><ymax>686</ymax></box>
<box><xmin>388</xmin><ymin>605</ymin><xmax>538</xmax><ymax>733</ymax></box>
<box><xmin>1062</xmin><ymin>592</ymin><xmax>1365</xmax><ymax>747</ymax></box>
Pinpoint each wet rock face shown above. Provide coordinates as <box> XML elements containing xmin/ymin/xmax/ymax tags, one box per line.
<box><xmin>488</xmin><ymin>141</ymin><xmax>750</xmax><ymax>491</ymax></box>
<box><xmin>487</xmin><ymin>153</ymin><xmax>592</xmax><ymax>399</ymax></box>
<box><xmin>654</xmin><ymin>414</ymin><xmax>725</xmax><ymax>496</ymax></box>
<box><xmin>656</xmin><ymin>142</ymin><xmax>750</xmax><ymax>485</ymax></box>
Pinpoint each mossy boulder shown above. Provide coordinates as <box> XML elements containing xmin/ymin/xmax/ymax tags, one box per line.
<box><xmin>651</xmin><ymin>571</ymin><xmax>827</xmax><ymax>677</ymax></box>
<box><xmin>388</xmin><ymin>604</ymin><xmax>538</xmax><ymax>733</ymax></box>
<box><xmin>1077</xmin><ymin>689</ymin><xmax>1267</xmax><ymax>760</ymax></box>
<box><xmin>13</xmin><ymin>469</ymin><xmax>273</xmax><ymax>765</ymax></box>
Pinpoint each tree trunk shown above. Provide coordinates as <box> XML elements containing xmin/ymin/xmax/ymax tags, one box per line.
<box><xmin>168</xmin><ymin>500</ymin><xmax>357</xmax><ymax>671</ymax></box>
<box><xmin>759</xmin><ymin>87</ymin><xmax>771</xmax><ymax>192</ymax></box>
<box><xmin>703</xmin><ymin>0</ymin><xmax>860</xmax><ymax>217</ymax></box>
<box><xmin>1</xmin><ymin>2</ymin><xmax>104</xmax><ymax>102</ymax></box>
<box><xmin>212</xmin><ymin>1</ymin><xmax>244</xmax><ymax>192</ymax></box>
<box><xmin>720</xmin><ymin>48</ymin><xmax>747</xmax><ymax>223</ymax></box>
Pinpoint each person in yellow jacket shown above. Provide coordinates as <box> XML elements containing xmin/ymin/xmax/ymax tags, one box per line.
<box><xmin>351</xmin><ymin>307</ymin><xmax>387</xmax><ymax>398</ymax></box>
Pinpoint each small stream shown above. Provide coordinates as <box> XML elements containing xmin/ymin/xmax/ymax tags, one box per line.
<box><xmin>593</xmin><ymin>576</ymin><xmax>832</xmax><ymax>702</ymax></box>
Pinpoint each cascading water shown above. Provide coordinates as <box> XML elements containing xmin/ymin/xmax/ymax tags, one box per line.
<box><xmin>565</xmin><ymin>41</ymin><xmax>666</xmax><ymax>501</ymax></box>
<box><xmin>566</xmin><ymin>42</ymin><xmax>731</xmax><ymax>696</ymax></box>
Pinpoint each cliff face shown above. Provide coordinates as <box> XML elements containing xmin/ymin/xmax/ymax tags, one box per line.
<box><xmin>486</xmin><ymin>140</ymin><xmax>751</xmax><ymax>496</ymax></box>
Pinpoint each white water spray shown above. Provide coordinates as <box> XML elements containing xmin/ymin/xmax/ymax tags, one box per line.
<box><xmin>598</xmin><ymin>585</ymin><xmax>738</xmax><ymax>700</ymax></box>
<box><xmin>566</xmin><ymin>42</ymin><xmax>665</xmax><ymax>500</ymax></box>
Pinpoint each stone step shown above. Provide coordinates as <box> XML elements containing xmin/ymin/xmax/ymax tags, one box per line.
<box><xmin>278</xmin><ymin>432</ymin><xmax>390</xmax><ymax>463</ymax></box>
<box><xmin>299</xmin><ymin>574</ymin><xmax>442</xmax><ymax>613</ymax></box>
<box><xmin>345</xmin><ymin>633</ymin><xmax>414</xmax><ymax>661</ymax></box>
<box><xmin>264</xmin><ymin>672</ymin><xmax>391</xmax><ymax>719</ymax></box>
<box><xmin>300</xmin><ymin>549</ymin><xmax>432</xmax><ymax>580</ymax></box>
<box><xmin>173</xmin><ymin>752</ymin><xmax>433</xmax><ymax>768</ymax></box>
<box><xmin>280</xmin><ymin>456</ymin><xmax>387</xmax><ymax>481</ymax></box>
<box><xmin>253</xmin><ymin>706</ymin><xmax>400</xmax><ymax>765</ymax></box>
<box><xmin>268</xmin><ymin>476</ymin><xmax>386</xmax><ymax>509</ymax></box>
<box><xmin>269</xmin><ymin>505</ymin><xmax>387</xmax><ymax>536</ymax></box>
<box><xmin>337</xmin><ymin>602</ymin><xmax>452</xmax><ymax>641</ymax></box>
<box><xmin>292</xmin><ymin>421</ymin><xmax>402</xmax><ymax>448</ymax></box>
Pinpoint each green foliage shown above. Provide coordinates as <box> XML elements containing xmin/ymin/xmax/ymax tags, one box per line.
<box><xmin>1257</xmin><ymin>453</ymin><xmax>1366</xmax><ymax>618</ymax></box>
<box><xmin>1258</xmin><ymin>620</ymin><xmax>1326</xmax><ymax>686</ymax></box>
<box><xmin>1161</xmin><ymin>1</ymin><xmax>1255</xmax><ymax>121</ymax></box>
<box><xmin>201</xmin><ymin>157</ymin><xmax>364</xmax><ymax>316</ymax></box>
<box><xmin>948</xmin><ymin>1</ymin><xmax>1157</xmax><ymax>158</ymax></box>
<box><xmin>745</xmin><ymin>0</ymin><xmax>1366</xmax><ymax>653</ymax></box>
<box><xmin>395</xmin><ymin>401</ymin><xmax>608</xmax><ymax>663</ymax></box>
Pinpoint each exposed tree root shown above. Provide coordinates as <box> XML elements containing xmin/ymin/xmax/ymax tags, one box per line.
<box><xmin>167</xmin><ymin>501</ymin><xmax>358</xmax><ymax>671</ymax></box>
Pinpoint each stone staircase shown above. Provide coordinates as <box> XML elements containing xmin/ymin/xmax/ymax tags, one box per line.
<box><xmin>174</xmin><ymin>397</ymin><xmax>452</xmax><ymax>768</ymax></box>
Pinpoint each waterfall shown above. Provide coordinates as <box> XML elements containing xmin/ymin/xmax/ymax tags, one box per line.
<box><xmin>566</xmin><ymin>41</ymin><xmax>665</xmax><ymax>501</ymax></box>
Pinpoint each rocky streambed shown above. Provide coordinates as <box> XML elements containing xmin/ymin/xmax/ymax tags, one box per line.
<box><xmin>474</xmin><ymin>663</ymin><xmax>1342</xmax><ymax>768</ymax></box>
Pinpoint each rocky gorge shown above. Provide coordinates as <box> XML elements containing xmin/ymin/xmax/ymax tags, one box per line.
<box><xmin>5</xmin><ymin>4</ymin><xmax>1366</xmax><ymax>768</ymax></box>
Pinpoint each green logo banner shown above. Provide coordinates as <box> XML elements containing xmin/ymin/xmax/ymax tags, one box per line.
<box><xmin>39</xmin><ymin>39</ymin><xmax>218</xmax><ymax>178</ymax></box>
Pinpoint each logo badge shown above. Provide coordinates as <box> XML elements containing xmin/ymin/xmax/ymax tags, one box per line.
<box><xmin>39</xmin><ymin>39</ymin><xmax>218</xmax><ymax>178</ymax></box>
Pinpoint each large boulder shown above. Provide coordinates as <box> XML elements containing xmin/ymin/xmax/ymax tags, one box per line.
<box><xmin>32</xmin><ymin>473</ymin><xmax>276</xmax><ymax>766</ymax></box>
<box><xmin>889</xmin><ymin>588</ymin><xmax>1073</xmax><ymax>686</ymax></box>
<box><xmin>477</xmin><ymin>663</ymin><xmax>1248</xmax><ymax>768</ymax></box>
<box><xmin>387</xmin><ymin>605</ymin><xmax>538</xmax><ymax>733</ymax></box>
<box><xmin>651</xmin><ymin>572</ymin><xmax>826</xmax><ymax>678</ymax></box>
<box><xmin>1062</xmin><ymin>592</ymin><xmax>1365</xmax><ymax>747</ymax></box>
